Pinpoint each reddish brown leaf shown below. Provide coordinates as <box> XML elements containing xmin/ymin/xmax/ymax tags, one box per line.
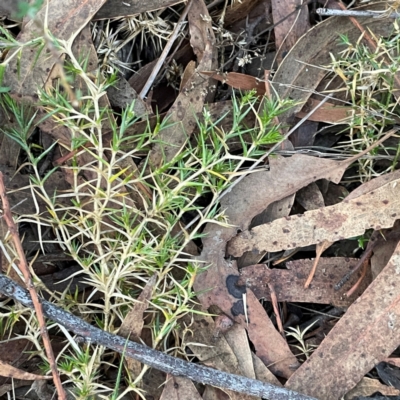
<box><xmin>239</xmin><ymin>258</ymin><xmax>372</xmax><ymax>307</ymax></box>
<box><xmin>201</xmin><ymin>71</ymin><xmax>265</xmax><ymax>96</ymax></box>
<box><xmin>296</xmin><ymin>98</ymin><xmax>353</xmax><ymax>124</ymax></box>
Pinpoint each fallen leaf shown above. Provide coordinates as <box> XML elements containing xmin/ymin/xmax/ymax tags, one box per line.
<box><xmin>228</xmin><ymin>172</ymin><xmax>400</xmax><ymax>257</ymax></box>
<box><xmin>239</xmin><ymin>258</ymin><xmax>372</xmax><ymax>307</ymax></box>
<box><xmin>147</xmin><ymin>0</ymin><xmax>217</xmax><ymax>167</ymax></box>
<box><xmin>271</xmin><ymin>0</ymin><xmax>310</xmax><ymax>63</ymax></box>
<box><xmin>344</xmin><ymin>377</ymin><xmax>400</xmax><ymax>399</ymax></box>
<box><xmin>200</xmin><ymin>71</ymin><xmax>266</xmax><ymax>96</ymax></box>
<box><xmin>237</xmin><ymin>195</ymin><xmax>295</xmax><ymax>268</ymax></box>
<box><xmin>295</xmin><ymin>98</ymin><xmax>353</xmax><ymax>124</ymax></box>
<box><xmin>119</xmin><ymin>275</ymin><xmax>157</xmax><ymax>377</ymax></box>
<box><xmin>0</xmin><ymin>0</ymin><xmax>185</xmax><ymax>23</ymax></box>
<box><xmin>0</xmin><ymin>360</ymin><xmax>51</xmax><ymax>380</ymax></box>
<box><xmin>285</xmin><ymin>239</ymin><xmax>400</xmax><ymax>399</ymax></box>
<box><xmin>224</xmin><ymin>0</ymin><xmax>263</xmax><ymax>27</ymax></box>
<box><xmin>3</xmin><ymin>0</ymin><xmax>107</xmax><ymax>99</ymax></box>
<box><xmin>94</xmin><ymin>0</ymin><xmax>185</xmax><ymax>20</ymax></box>
<box><xmin>195</xmin><ymin>154</ymin><xmax>353</xmax><ymax>378</ymax></box>
<box><xmin>106</xmin><ymin>75</ymin><xmax>147</xmax><ymax>117</ymax></box>
<box><xmin>159</xmin><ymin>375</ymin><xmax>202</xmax><ymax>400</ymax></box>
<box><xmin>0</xmin><ymin>166</ymin><xmax>70</xmax><ymax>216</ymax></box>
<box><xmin>224</xmin><ymin>323</ymin><xmax>255</xmax><ymax>379</ymax></box>
<box><xmin>252</xmin><ymin>353</ymin><xmax>282</xmax><ymax>387</ymax></box>
<box><xmin>295</xmin><ymin>182</ymin><xmax>325</xmax><ymax>211</ymax></box>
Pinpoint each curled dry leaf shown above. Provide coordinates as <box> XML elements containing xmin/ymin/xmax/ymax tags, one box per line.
<box><xmin>228</xmin><ymin>173</ymin><xmax>400</xmax><ymax>257</ymax></box>
<box><xmin>285</xmin><ymin>239</ymin><xmax>400</xmax><ymax>399</ymax></box>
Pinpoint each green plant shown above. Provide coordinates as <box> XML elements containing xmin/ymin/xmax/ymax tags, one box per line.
<box><xmin>327</xmin><ymin>22</ymin><xmax>400</xmax><ymax>182</ymax></box>
<box><xmin>285</xmin><ymin>321</ymin><xmax>318</xmax><ymax>361</ymax></box>
<box><xmin>0</xmin><ymin>26</ymin><xmax>296</xmax><ymax>397</ymax></box>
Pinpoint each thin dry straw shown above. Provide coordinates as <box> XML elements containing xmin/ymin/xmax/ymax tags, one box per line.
<box><xmin>316</xmin><ymin>8</ymin><xmax>400</xmax><ymax>18</ymax></box>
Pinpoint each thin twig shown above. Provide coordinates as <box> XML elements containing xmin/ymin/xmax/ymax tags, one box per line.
<box><xmin>139</xmin><ymin>0</ymin><xmax>193</xmax><ymax>99</ymax></box>
<box><xmin>316</xmin><ymin>8</ymin><xmax>400</xmax><ymax>18</ymax></box>
<box><xmin>0</xmin><ymin>173</ymin><xmax>67</xmax><ymax>400</ymax></box>
<box><xmin>0</xmin><ymin>273</ymin><xmax>317</xmax><ymax>400</ymax></box>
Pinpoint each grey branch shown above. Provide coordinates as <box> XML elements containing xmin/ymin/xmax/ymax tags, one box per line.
<box><xmin>0</xmin><ymin>273</ymin><xmax>316</xmax><ymax>400</ymax></box>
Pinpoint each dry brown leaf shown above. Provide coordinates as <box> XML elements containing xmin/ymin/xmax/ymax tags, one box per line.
<box><xmin>180</xmin><ymin>313</ymin><xmax>241</xmax><ymax>375</ymax></box>
<box><xmin>200</xmin><ymin>71</ymin><xmax>265</xmax><ymax>96</ymax></box>
<box><xmin>0</xmin><ymin>360</ymin><xmax>51</xmax><ymax>381</ymax></box>
<box><xmin>202</xmin><ymin>386</ymin><xmax>230</xmax><ymax>400</ymax></box>
<box><xmin>295</xmin><ymin>98</ymin><xmax>353</xmax><ymax>124</ymax></box>
<box><xmin>239</xmin><ymin>258</ymin><xmax>371</xmax><ymax>307</ymax></box>
<box><xmin>0</xmin><ymin>166</ymin><xmax>70</xmax><ymax>216</ymax></box>
<box><xmin>0</xmin><ymin>0</ymin><xmax>185</xmax><ymax>22</ymax></box>
<box><xmin>371</xmin><ymin>223</ymin><xmax>400</xmax><ymax>279</ymax></box>
<box><xmin>252</xmin><ymin>353</ymin><xmax>282</xmax><ymax>387</ymax></box>
<box><xmin>147</xmin><ymin>0</ymin><xmax>217</xmax><ymax>167</ymax></box>
<box><xmin>228</xmin><ymin>172</ymin><xmax>400</xmax><ymax>257</ymax></box>
<box><xmin>271</xmin><ymin>0</ymin><xmax>310</xmax><ymax>64</ymax></box>
<box><xmin>106</xmin><ymin>76</ymin><xmax>147</xmax><ymax>116</ymax></box>
<box><xmin>195</xmin><ymin>154</ymin><xmax>354</xmax><ymax>378</ymax></box>
<box><xmin>159</xmin><ymin>375</ymin><xmax>203</xmax><ymax>400</ymax></box>
<box><xmin>224</xmin><ymin>0</ymin><xmax>263</xmax><ymax>27</ymax></box>
<box><xmin>223</xmin><ymin>324</ymin><xmax>255</xmax><ymax>380</ymax></box>
<box><xmin>344</xmin><ymin>377</ymin><xmax>400</xmax><ymax>399</ymax></box>
<box><xmin>179</xmin><ymin>313</ymin><xmax>258</xmax><ymax>400</ymax></box>
<box><xmin>119</xmin><ymin>275</ymin><xmax>156</xmax><ymax>340</ymax></box>
<box><xmin>295</xmin><ymin>182</ymin><xmax>325</xmax><ymax>211</ymax></box>
<box><xmin>285</xmin><ymin>239</ymin><xmax>400</xmax><ymax>399</ymax></box>
<box><xmin>94</xmin><ymin>0</ymin><xmax>185</xmax><ymax>20</ymax></box>
<box><xmin>237</xmin><ymin>195</ymin><xmax>295</xmax><ymax>268</ymax></box>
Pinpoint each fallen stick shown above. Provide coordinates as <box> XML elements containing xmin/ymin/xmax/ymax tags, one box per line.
<box><xmin>0</xmin><ymin>273</ymin><xmax>316</xmax><ymax>400</ymax></box>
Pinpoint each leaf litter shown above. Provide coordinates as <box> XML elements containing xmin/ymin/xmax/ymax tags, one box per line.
<box><xmin>2</xmin><ymin>0</ymin><xmax>400</xmax><ymax>399</ymax></box>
